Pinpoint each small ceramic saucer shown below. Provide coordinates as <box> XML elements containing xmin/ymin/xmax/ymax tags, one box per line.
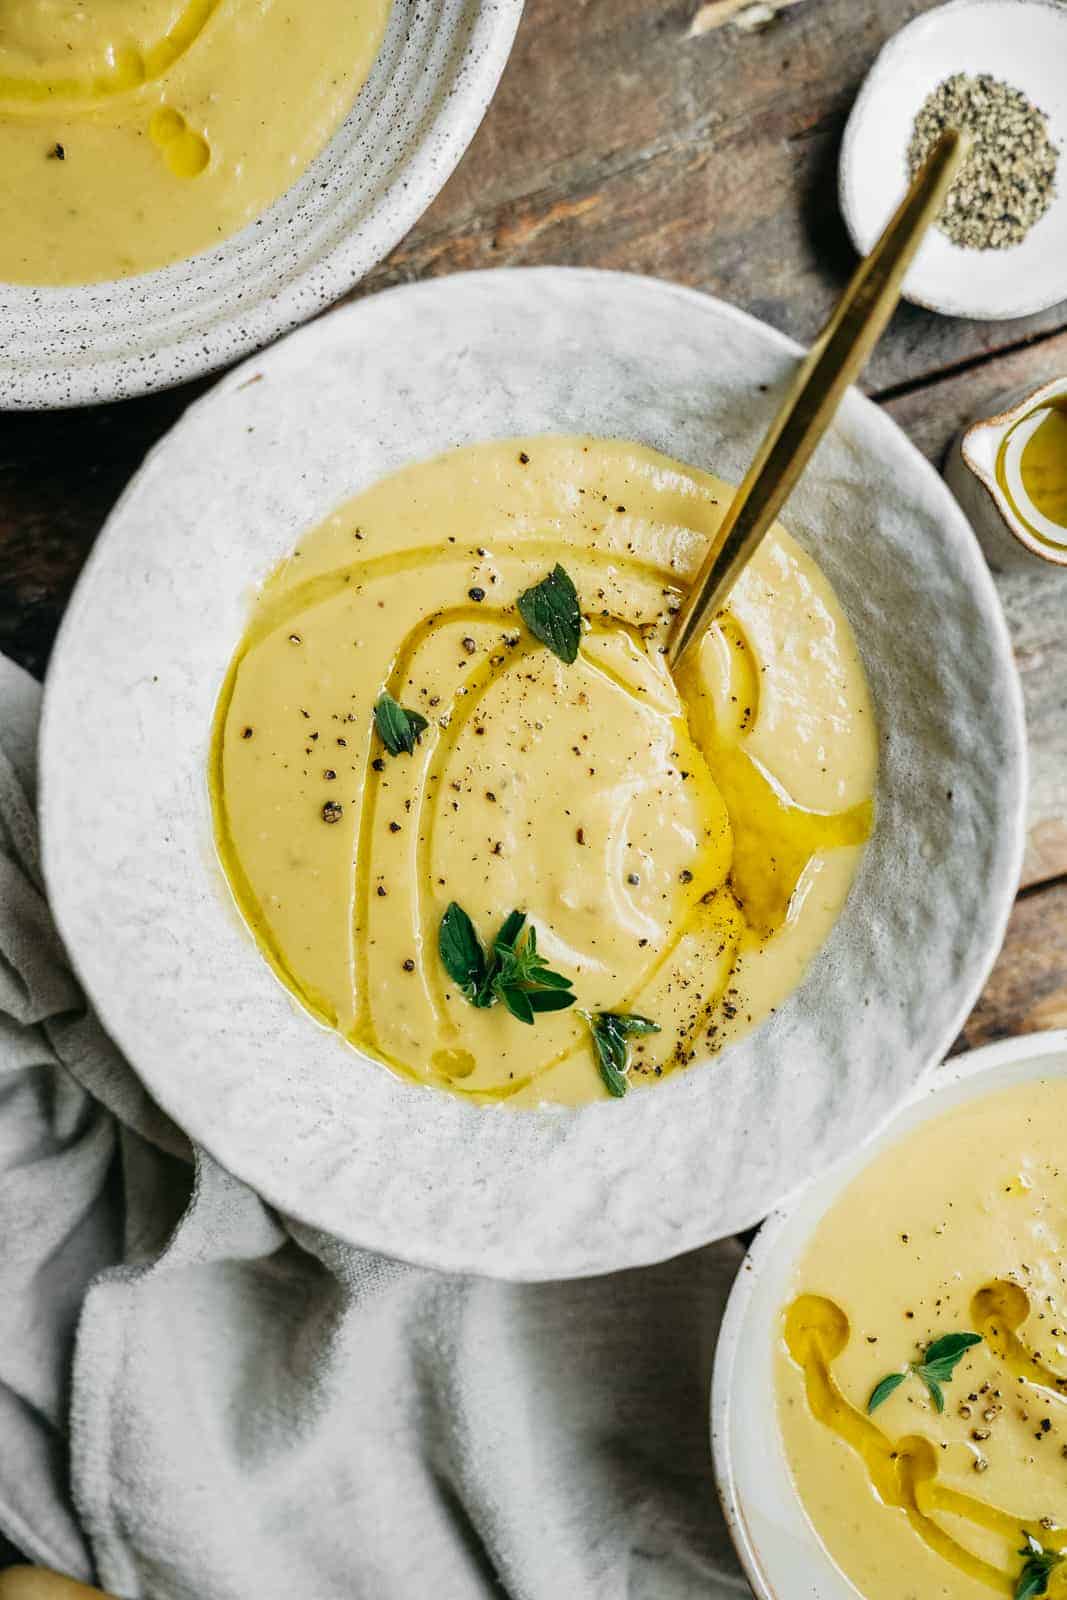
<box><xmin>840</xmin><ymin>0</ymin><xmax>1067</xmax><ymax>320</ymax></box>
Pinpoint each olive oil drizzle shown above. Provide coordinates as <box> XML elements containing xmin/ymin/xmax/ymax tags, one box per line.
<box><xmin>972</xmin><ymin>1281</ymin><xmax>1067</xmax><ymax>1401</ymax></box>
<box><xmin>354</xmin><ymin>606</ymin><xmax>534</xmax><ymax>1043</ymax></box>
<box><xmin>0</xmin><ymin>0</ymin><xmax>222</xmax><ymax>109</ymax></box>
<box><xmin>676</xmin><ymin>639</ymin><xmax>872</xmax><ymax>935</ymax></box>
<box><xmin>785</xmin><ymin>1292</ymin><xmax>1067</xmax><ymax>1594</ymax></box>
<box><xmin>352</xmin><ymin>602</ymin><xmax>730</xmax><ymax>1088</ymax></box>
<box><xmin>996</xmin><ymin>398</ymin><xmax>1067</xmax><ymax>550</ymax></box>
<box><xmin>211</xmin><ymin>534</ymin><xmax>872</xmax><ymax>1096</ymax></box>
<box><xmin>209</xmin><ymin>656</ymin><xmax>341</xmax><ymax>1030</ymax></box>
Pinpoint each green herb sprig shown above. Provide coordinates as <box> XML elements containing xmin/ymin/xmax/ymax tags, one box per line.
<box><xmin>438</xmin><ymin>904</ymin><xmax>575</xmax><ymax>1023</ymax></box>
<box><xmin>1016</xmin><ymin>1535</ymin><xmax>1065</xmax><ymax>1600</ymax></box>
<box><xmin>374</xmin><ymin>692</ymin><xmax>429</xmax><ymax>757</ymax></box>
<box><xmin>516</xmin><ymin>564</ymin><xmax>581</xmax><ymax>664</ymax></box>
<box><xmin>867</xmin><ymin>1331</ymin><xmax>982</xmax><ymax>1415</ymax></box>
<box><xmin>584</xmin><ymin>1010</ymin><xmax>660</xmax><ymax>1098</ymax></box>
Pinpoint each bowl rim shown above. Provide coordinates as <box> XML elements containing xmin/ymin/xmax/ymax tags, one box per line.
<box><xmin>38</xmin><ymin>266</ymin><xmax>1028</xmax><ymax>1280</ymax></box>
<box><xmin>0</xmin><ymin>0</ymin><xmax>525</xmax><ymax>411</ymax></box>
<box><xmin>838</xmin><ymin>0</ymin><xmax>1067</xmax><ymax>321</ymax></box>
<box><xmin>710</xmin><ymin>1026</ymin><xmax>1067</xmax><ymax>1600</ymax></box>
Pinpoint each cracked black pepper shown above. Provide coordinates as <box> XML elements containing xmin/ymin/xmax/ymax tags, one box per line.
<box><xmin>907</xmin><ymin>73</ymin><xmax>1059</xmax><ymax>251</ymax></box>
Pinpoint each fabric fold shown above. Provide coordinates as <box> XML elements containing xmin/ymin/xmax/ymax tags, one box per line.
<box><xmin>0</xmin><ymin>653</ymin><xmax>746</xmax><ymax>1600</ymax></box>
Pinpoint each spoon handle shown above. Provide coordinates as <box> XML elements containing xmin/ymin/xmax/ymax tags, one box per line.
<box><xmin>666</xmin><ymin>126</ymin><xmax>969</xmax><ymax>670</ymax></box>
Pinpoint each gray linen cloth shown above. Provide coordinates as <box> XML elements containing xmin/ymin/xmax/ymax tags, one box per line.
<box><xmin>0</xmin><ymin>651</ymin><xmax>747</xmax><ymax>1600</ymax></box>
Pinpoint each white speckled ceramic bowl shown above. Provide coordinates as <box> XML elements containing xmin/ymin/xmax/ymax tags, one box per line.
<box><xmin>39</xmin><ymin>268</ymin><xmax>1026</xmax><ymax>1280</ymax></box>
<box><xmin>840</xmin><ymin>0</ymin><xmax>1067</xmax><ymax>320</ymax></box>
<box><xmin>712</xmin><ymin>1028</ymin><xmax>1067</xmax><ymax>1600</ymax></box>
<box><xmin>0</xmin><ymin>0</ymin><xmax>523</xmax><ymax>410</ymax></box>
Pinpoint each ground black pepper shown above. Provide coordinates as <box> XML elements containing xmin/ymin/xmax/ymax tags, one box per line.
<box><xmin>908</xmin><ymin>73</ymin><xmax>1059</xmax><ymax>250</ymax></box>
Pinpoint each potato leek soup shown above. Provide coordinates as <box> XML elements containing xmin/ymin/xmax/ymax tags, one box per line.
<box><xmin>211</xmin><ymin>438</ymin><xmax>876</xmax><ymax>1106</ymax></box>
<box><xmin>778</xmin><ymin>1078</ymin><xmax>1067</xmax><ymax>1600</ymax></box>
<box><xmin>0</xmin><ymin>0</ymin><xmax>390</xmax><ymax>284</ymax></box>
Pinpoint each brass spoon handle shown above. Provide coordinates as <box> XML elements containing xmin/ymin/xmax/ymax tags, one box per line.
<box><xmin>666</xmin><ymin>126</ymin><xmax>969</xmax><ymax>671</ymax></box>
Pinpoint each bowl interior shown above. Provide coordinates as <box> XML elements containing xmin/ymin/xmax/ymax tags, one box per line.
<box><xmin>39</xmin><ymin>268</ymin><xmax>1025</xmax><ymax>1279</ymax></box>
<box><xmin>840</xmin><ymin>0</ymin><xmax>1067</xmax><ymax>320</ymax></box>
<box><xmin>712</xmin><ymin>1029</ymin><xmax>1067</xmax><ymax>1600</ymax></box>
<box><xmin>0</xmin><ymin>0</ymin><xmax>523</xmax><ymax>408</ymax></box>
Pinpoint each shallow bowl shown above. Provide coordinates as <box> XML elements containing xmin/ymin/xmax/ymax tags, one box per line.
<box><xmin>39</xmin><ymin>267</ymin><xmax>1026</xmax><ymax>1279</ymax></box>
<box><xmin>711</xmin><ymin>1027</ymin><xmax>1067</xmax><ymax>1599</ymax></box>
<box><xmin>0</xmin><ymin>0</ymin><xmax>522</xmax><ymax>410</ymax></box>
<box><xmin>839</xmin><ymin>0</ymin><xmax>1067</xmax><ymax>320</ymax></box>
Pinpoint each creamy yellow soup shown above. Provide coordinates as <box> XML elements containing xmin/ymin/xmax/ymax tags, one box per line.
<box><xmin>211</xmin><ymin>437</ymin><xmax>876</xmax><ymax>1105</ymax></box>
<box><xmin>778</xmin><ymin>1077</ymin><xmax>1067</xmax><ymax>1600</ymax></box>
<box><xmin>0</xmin><ymin>0</ymin><xmax>390</xmax><ymax>285</ymax></box>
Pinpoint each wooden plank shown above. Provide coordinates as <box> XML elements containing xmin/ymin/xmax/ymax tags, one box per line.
<box><xmin>0</xmin><ymin>381</ymin><xmax>209</xmax><ymax>676</ymax></box>
<box><xmin>882</xmin><ymin>328</ymin><xmax>1067</xmax><ymax>461</ymax></box>
<box><xmin>356</xmin><ymin>0</ymin><xmax>1067</xmax><ymax>393</ymax></box>
<box><xmin>959</xmin><ymin>879</ymin><xmax>1067</xmax><ymax>1049</ymax></box>
<box><xmin>884</xmin><ymin>331</ymin><xmax>1067</xmax><ymax>890</ymax></box>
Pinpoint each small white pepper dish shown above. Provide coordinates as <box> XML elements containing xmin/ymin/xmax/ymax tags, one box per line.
<box><xmin>0</xmin><ymin>0</ymin><xmax>523</xmax><ymax>411</ymax></box>
<box><xmin>946</xmin><ymin>376</ymin><xmax>1067</xmax><ymax>572</ymax></box>
<box><xmin>711</xmin><ymin>1027</ymin><xmax>1067</xmax><ymax>1600</ymax></box>
<box><xmin>839</xmin><ymin>0</ymin><xmax>1067</xmax><ymax>320</ymax></box>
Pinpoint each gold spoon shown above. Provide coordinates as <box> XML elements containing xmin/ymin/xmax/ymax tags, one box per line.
<box><xmin>666</xmin><ymin>127</ymin><xmax>970</xmax><ymax>671</ymax></box>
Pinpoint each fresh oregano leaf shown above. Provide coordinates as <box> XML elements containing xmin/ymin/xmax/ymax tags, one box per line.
<box><xmin>1016</xmin><ymin>1535</ymin><xmax>1064</xmax><ymax>1599</ymax></box>
<box><xmin>866</xmin><ymin>1372</ymin><xmax>907</xmax><ymax>1414</ymax></box>
<box><xmin>516</xmin><ymin>564</ymin><xmax>581</xmax><ymax>664</ymax></box>
<box><xmin>438</xmin><ymin>902</ymin><xmax>486</xmax><ymax>1001</ymax></box>
<box><xmin>1017</xmin><ymin>1570</ymin><xmax>1047</xmax><ymax>1600</ymax></box>
<box><xmin>597</xmin><ymin>1012</ymin><xmax>660</xmax><ymax>1038</ymax></box>
<box><xmin>374</xmin><ymin>692</ymin><xmax>429</xmax><ymax>756</ymax></box>
<box><xmin>494</xmin><ymin>909</ymin><xmax>527</xmax><ymax>951</ymax></box>
<box><xmin>590</xmin><ymin>1028</ymin><xmax>628</xmax><ymax>1098</ymax></box>
<box><xmin>920</xmin><ymin>1375</ymin><xmax>945</xmax><ymax>1413</ymax></box>
<box><xmin>528</xmin><ymin>990</ymin><xmax>579</xmax><ymax>1013</ymax></box>
<box><xmin>499</xmin><ymin>986</ymin><xmax>535</xmax><ymax>1025</ymax></box>
<box><xmin>527</xmin><ymin>967</ymin><xmax>573</xmax><ymax>990</ymax></box>
<box><xmin>585</xmin><ymin>1010</ymin><xmax>661</xmax><ymax>1098</ymax></box>
<box><xmin>918</xmin><ymin>1332</ymin><xmax>983</xmax><ymax>1382</ymax></box>
<box><xmin>474</xmin><ymin>910</ymin><xmax>527</xmax><ymax>1006</ymax></box>
<box><xmin>439</xmin><ymin>905</ymin><xmax>576</xmax><ymax>1021</ymax></box>
<box><xmin>866</xmin><ymin>1330</ymin><xmax>981</xmax><ymax>1418</ymax></box>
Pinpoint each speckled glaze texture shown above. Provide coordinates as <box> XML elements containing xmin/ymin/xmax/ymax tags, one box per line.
<box><xmin>0</xmin><ymin>0</ymin><xmax>523</xmax><ymax>411</ymax></box>
<box><xmin>39</xmin><ymin>270</ymin><xmax>1026</xmax><ymax>1280</ymax></box>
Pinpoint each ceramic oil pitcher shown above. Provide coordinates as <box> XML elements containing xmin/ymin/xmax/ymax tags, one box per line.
<box><xmin>946</xmin><ymin>377</ymin><xmax>1067</xmax><ymax>574</ymax></box>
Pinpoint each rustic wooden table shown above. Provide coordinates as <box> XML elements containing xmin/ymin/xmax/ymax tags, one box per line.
<box><xmin>0</xmin><ymin>0</ymin><xmax>1065</xmax><ymax>1581</ymax></box>
<box><xmin>2</xmin><ymin>0</ymin><xmax>1066</xmax><ymax>1053</ymax></box>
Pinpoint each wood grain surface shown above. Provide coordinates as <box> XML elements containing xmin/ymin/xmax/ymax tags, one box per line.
<box><xmin>1</xmin><ymin>0</ymin><xmax>1065</xmax><ymax>1050</ymax></box>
